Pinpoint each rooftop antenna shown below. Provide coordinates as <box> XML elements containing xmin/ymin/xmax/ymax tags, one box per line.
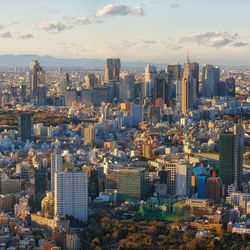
<box><xmin>186</xmin><ymin>50</ymin><xmax>190</xmax><ymax>64</ymax></box>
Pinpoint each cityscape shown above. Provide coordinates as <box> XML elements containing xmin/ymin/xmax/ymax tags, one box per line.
<box><xmin>0</xmin><ymin>1</ymin><xmax>250</xmax><ymax>250</ymax></box>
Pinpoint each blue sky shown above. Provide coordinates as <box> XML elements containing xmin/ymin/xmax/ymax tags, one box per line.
<box><xmin>0</xmin><ymin>0</ymin><xmax>249</xmax><ymax>64</ymax></box>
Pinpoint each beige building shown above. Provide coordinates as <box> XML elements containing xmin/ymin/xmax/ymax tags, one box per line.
<box><xmin>41</xmin><ymin>192</ymin><xmax>55</xmax><ymax>217</ymax></box>
<box><xmin>84</xmin><ymin>124</ymin><xmax>96</xmax><ymax>146</ymax></box>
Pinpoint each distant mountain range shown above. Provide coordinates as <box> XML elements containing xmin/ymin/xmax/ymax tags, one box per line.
<box><xmin>0</xmin><ymin>54</ymin><xmax>167</xmax><ymax>69</ymax></box>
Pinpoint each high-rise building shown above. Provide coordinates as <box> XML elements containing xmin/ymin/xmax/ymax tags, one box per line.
<box><xmin>154</xmin><ymin>70</ymin><xmax>169</xmax><ymax>105</ymax></box>
<box><xmin>117</xmin><ymin>168</ymin><xmax>149</xmax><ymax>201</ymax></box>
<box><xmin>202</xmin><ymin>65</ymin><xmax>220</xmax><ymax>98</ymax></box>
<box><xmin>54</xmin><ymin>171</ymin><xmax>88</xmax><ymax>222</ymax></box>
<box><xmin>119</xmin><ymin>72</ymin><xmax>135</xmax><ymax>101</ymax></box>
<box><xmin>206</xmin><ymin>174</ymin><xmax>222</xmax><ymax>203</ymax></box>
<box><xmin>144</xmin><ymin>65</ymin><xmax>157</xmax><ymax>98</ymax></box>
<box><xmin>30</xmin><ymin>60</ymin><xmax>45</xmax><ymax>101</ymax></box>
<box><xmin>142</xmin><ymin>142</ymin><xmax>153</xmax><ymax>159</ymax></box>
<box><xmin>167</xmin><ymin>64</ymin><xmax>182</xmax><ymax>81</ymax></box>
<box><xmin>84</xmin><ymin>124</ymin><xmax>96</xmax><ymax>146</ymax></box>
<box><xmin>18</xmin><ymin>112</ymin><xmax>33</xmax><ymax>142</ymax></box>
<box><xmin>88</xmin><ymin>169</ymin><xmax>99</xmax><ymax>200</ymax></box>
<box><xmin>219</xmin><ymin>125</ymin><xmax>244</xmax><ymax>192</ymax></box>
<box><xmin>148</xmin><ymin>106</ymin><xmax>161</xmax><ymax>125</ymax></box>
<box><xmin>51</xmin><ymin>147</ymin><xmax>62</xmax><ymax>192</ymax></box>
<box><xmin>181</xmin><ymin>57</ymin><xmax>196</xmax><ymax>113</ymax></box>
<box><xmin>175</xmin><ymin>164</ymin><xmax>192</xmax><ymax>197</ymax></box>
<box><xmin>20</xmin><ymin>84</ymin><xmax>27</xmax><ymax>102</ymax></box>
<box><xmin>190</xmin><ymin>62</ymin><xmax>199</xmax><ymax>96</ymax></box>
<box><xmin>38</xmin><ymin>85</ymin><xmax>47</xmax><ymax>106</ymax></box>
<box><xmin>104</xmin><ymin>58</ymin><xmax>121</xmax><ymax>82</ymax></box>
<box><xmin>85</xmin><ymin>74</ymin><xmax>97</xmax><ymax>89</ymax></box>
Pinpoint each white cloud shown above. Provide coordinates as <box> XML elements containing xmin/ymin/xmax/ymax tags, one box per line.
<box><xmin>0</xmin><ymin>31</ymin><xmax>12</xmax><ymax>38</ymax></box>
<box><xmin>16</xmin><ymin>33</ymin><xmax>34</xmax><ymax>39</ymax></box>
<box><xmin>0</xmin><ymin>21</ymin><xmax>17</xmax><ymax>30</ymax></box>
<box><xmin>64</xmin><ymin>16</ymin><xmax>91</xmax><ymax>26</ymax></box>
<box><xmin>96</xmin><ymin>4</ymin><xmax>144</xmax><ymax>17</ymax></box>
<box><xmin>180</xmin><ymin>32</ymin><xmax>248</xmax><ymax>48</ymax></box>
<box><xmin>38</xmin><ymin>20</ymin><xmax>72</xmax><ymax>34</ymax></box>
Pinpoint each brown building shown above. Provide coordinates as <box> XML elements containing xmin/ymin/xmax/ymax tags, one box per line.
<box><xmin>205</xmin><ymin>174</ymin><xmax>222</xmax><ymax>203</ymax></box>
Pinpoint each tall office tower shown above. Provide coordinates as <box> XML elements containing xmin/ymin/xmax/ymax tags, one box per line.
<box><xmin>176</xmin><ymin>80</ymin><xmax>182</xmax><ymax>109</ymax></box>
<box><xmin>85</xmin><ymin>74</ymin><xmax>97</xmax><ymax>89</ymax></box>
<box><xmin>54</xmin><ymin>171</ymin><xmax>88</xmax><ymax>222</ymax></box>
<box><xmin>20</xmin><ymin>84</ymin><xmax>27</xmax><ymax>102</ymax></box>
<box><xmin>219</xmin><ymin>125</ymin><xmax>244</xmax><ymax>192</ymax></box>
<box><xmin>65</xmin><ymin>72</ymin><xmax>70</xmax><ymax>83</ymax></box>
<box><xmin>29</xmin><ymin>60</ymin><xmax>45</xmax><ymax>101</ymax></box>
<box><xmin>190</xmin><ymin>62</ymin><xmax>199</xmax><ymax>96</ymax></box>
<box><xmin>131</xmin><ymin>103</ymin><xmax>143</xmax><ymax>127</ymax></box>
<box><xmin>175</xmin><ymin>164</ymin><xmax>192</xmax><ymax>197</ymax></box>
<box><xmin>104</xmin><ymin>58</ymin><xmax>121</xmax><ymax>82</ymax></box>
<box><xmin>167</xmin><ymin>64</ymin><xmax>182</xmax><ymax>81</ymax></box>
<box><xmin>18</xmin><ymin>112</ymin><xmax>33</xmax><ymax>142</ymax></box>
<box><xmin>88</xmin><ymin>169</ymin><xmax>99</xmax><ymax>200</ymax></box>
<box><xmin>181</xmin><ymin>57</ymin><xmax>196</xmax><ymax>113</ymax></box>
<box><xmin>119</xmin><ymin>72</ymin><xmax>135</xmax><ymax>101</ymax></box>
<box><xmin>117</xmin><ymin>168</ymin><xmax>149</xmax><ymax>201</ymax></box>
<box><xmin>167</xmin><ymin>64</ymin><xmax>182</xmax><ymax>103</ymax></box>
<box><xmin>84</xmin><ymin>124</ymin><xmax>96</xmax><ymax>146</ymax></box>
<box><xmin>148</xmin><ymin>106</ymin><xmax>161</xmax><ymax>125</ymax></box>
<box><xmin>37</xmin><ymin>85</ymin><xmax>47</xmax><ymax>106</ymax></box>
<box><xmin>144</xmin><ymin>65</ymin><xmax>157</xmax><ymax>99</ymax></box>
<box><xmin>164</xmin><ymin>162</ymin><xmax>178</xmax><ymax>195</ymax></box>
<box><xmin>154</xmin><ymin>70</ymin><xmax>169</xmax><ymax>105</ymax></box>
<box><xmin>202</xmin><ymin>65</ymin><xmax>220</xmax><ymax>98</ymax></box>
<box><xmin>51</xmin><ymin>147</ymin><xmax>63</xmax><ymax>192</ymax></box>
<box><xmin>225</xmin><ymin>77</ymin><xmax>236</xmax><ymax>97</ymax></box>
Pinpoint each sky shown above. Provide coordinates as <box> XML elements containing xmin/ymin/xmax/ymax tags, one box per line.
<box><xmin>0</xmin><ymin>0</ymin><xmax>250</xmax><ymax>65</ymax></box>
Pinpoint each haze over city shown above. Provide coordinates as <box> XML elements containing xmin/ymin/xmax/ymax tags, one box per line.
<box><xmin>0</xmin><ymin>1</ymin><xmax>250</xmax><ymax>250</ymax></box>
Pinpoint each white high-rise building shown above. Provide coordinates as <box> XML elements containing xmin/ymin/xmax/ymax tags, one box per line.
<box><xmin>164</xmin><ymin>161</ymin><xmax>192</xmax><ymax>196</ymax></box>
<box><xmin>119</xmin><ymin>72</ymin><xmax>135</xmax><ymax>101</ymax></box>
<box><xmin>54</xmin><ymin>171</ymin><xmax>88</xmax><ymax>222</ymax></box>
<box><xmin>144</xmin><ymin>65</ymin><xmax>157</xmax><ymax>98</ymax></box>
<box><xmin>51</xmin><ymin>147</ymin><xmax>62</xmax><ymax>192</ymax></box>
<box><xmin>175</xmin><ymin>164</ymin><xmax>192</xmax><ymax>197</ymax></box>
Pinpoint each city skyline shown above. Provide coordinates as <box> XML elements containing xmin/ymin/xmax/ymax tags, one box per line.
<box><xmin>0</xmin><ymin>0</ymin><xmax>250</xmax><ymax>65</ymax></box>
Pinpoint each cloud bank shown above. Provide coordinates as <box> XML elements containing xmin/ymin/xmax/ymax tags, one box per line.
<box><xmin>180</xmin><ymin>32</ymin><xmax>248</xmax><ymax>48</ymax></box>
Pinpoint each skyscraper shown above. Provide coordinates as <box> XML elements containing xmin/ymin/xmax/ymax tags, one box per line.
<box><xmin>85</xmin><ymin>74</ymin><xmax>97</xmax><ymax>89</ymax></box>
<box><xmin>54</xmin><ymin>171</ymin><xmax>88</xmax><ymax>222</ymax></box>
<box><xmin>167</xmin><ymin>64</ymin><xmax>182</xmax><ymax>81</ymax></box>
<box><xmin>175</xmin><ymin>164</ymin><xmax>192</xmax><ymax>197</ymax></box>
<box><xmin>117</xmin><ymin>168</ymin><xmax>149</xmax><ymax>201</ymax></box>
<box><xmin>190</xmin><ymin>62</ymin><xmax>199</xmax><ymax>96</ymax></box>
<box><xmin>51</xmin><ymin>147</ymin><xmax>63</xmax><ymax>192</ymax></box>
<box><xmin>119</xmin><ymin>72</ymin><xmax>135</xmax><ymax>101</ymax></box>
<box><xmin>30</xmin><ymin>60</ymin><xmax>45</xmax><ymax>102</ymax></box>
<box><xmin>37</xmin><ymin>85</ymin><xmax>47</xmax><ymax>106</ymax></box>
<box><xmin>84</xmin><ymin>124</ymin><xmax>96</xmax><ymax>146</ymax></box>
<box><xmin>202</xmin><ymin>65</ymin><xmax>220</xmax><ymax>98</ymax></box>
<box><xmin>154</xmin><ymin>70</ymin><xmax>169</xmax><ymax>105</ymax></box>
<box><xmin>144</xmin><ymin>65</ymin><xmax>157</xmax><ymax>99</ymax></box>
<box><xmin>104</xmin><ymin>58</ymin><xmax>121</xmax><ymax>82</ymax></box>
<box><xmin>219</xmin><ymin>125</ymin><xmax>244</xmax><ymax>192</ymax></box>
<box><xmin>18</xmin><ymin>112</ymin><xmax>33</xmax><ymax>142</ymax></box>
<box><xmin>181</xmin><ymin>57</ymin><xmax>196</xmax><ymax>113</ymax></box>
